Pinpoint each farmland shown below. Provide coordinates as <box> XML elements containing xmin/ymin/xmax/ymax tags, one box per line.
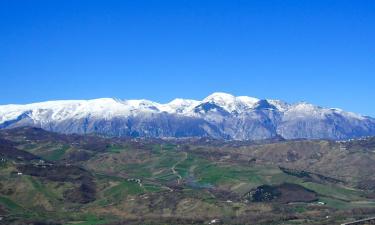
<box><xmin>1</xmin><ymin>127</ymin><xmax>375</xmax><ymax>224</ymax></box>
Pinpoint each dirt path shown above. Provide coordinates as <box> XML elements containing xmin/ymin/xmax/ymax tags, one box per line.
<box><xmin>171</xmin><ymin>152</ymin><xmax>188</xmax><ymax>185</ymax></box>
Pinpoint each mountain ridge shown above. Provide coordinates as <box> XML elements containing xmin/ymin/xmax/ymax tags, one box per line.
<box><xmin>1</xmin><ymin>92</ymin><xmax>374</xmax><ymax>140</ymax></box>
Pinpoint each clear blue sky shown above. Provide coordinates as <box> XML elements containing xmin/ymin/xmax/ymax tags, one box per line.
<box><xmin>0</xmin><ymin>0</ymin><xmax>374</xmax><ymax>116</ymax></box>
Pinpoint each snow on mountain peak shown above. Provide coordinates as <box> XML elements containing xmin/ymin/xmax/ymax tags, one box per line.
<box><xmin>203</xmin><ymin>92</ymin><xmax>236</xmax><ymax>102</ymax></box>
<box><xmin>202</xmin><ymin>92</ymin><xmax>262</xmax><ymax>112</ymax></box>
<box><xmin>122</xmin><ymin>99</ymin><xmax>159</xmax><ymax>110</ymax></box>
<box><xmin>167</xmin><ymin>98</ymin><xmax>200</xmax><ymax>106</ymax></box>
<box><xmin>159</xmin><ymin>98</ymin><xmax>200</xmax><ymax>114</ymax></box>
<box><xmin>0</xmin><ymin>93</ymin><xmax>370</xmax><ymax>127</ymax></box>
<box><xmin>236</xmin><ymin>96</ymin><xmax>259</xmax><ymax>105</ymax></box>
<box><xmin>281</xmin><ymin>102</ymin><xmax>367</xmax><ymax>121</ymax></box>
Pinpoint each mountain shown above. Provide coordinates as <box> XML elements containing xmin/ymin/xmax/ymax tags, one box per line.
<box><xmin>0</xmin><ymin>92</ymin><xmax>374</xmax><ymax>140</ymax></box>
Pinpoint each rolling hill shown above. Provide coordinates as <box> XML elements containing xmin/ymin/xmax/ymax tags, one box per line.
<box><xmin>1</xmin><ymin>127</ymin><xmax>375</xmax><ymax>224</ymax></box>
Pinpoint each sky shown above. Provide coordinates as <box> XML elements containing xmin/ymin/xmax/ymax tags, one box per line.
<box><xmin>0</xmin><ymin>0</ymin><xmax>374</xmax><ymax>116</ymax></box>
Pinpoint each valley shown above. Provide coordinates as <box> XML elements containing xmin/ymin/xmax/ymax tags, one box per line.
<box><xmin>1</xmin><ymin>127</ymin><xmax>375</xmax><ymax>224</ymax></box>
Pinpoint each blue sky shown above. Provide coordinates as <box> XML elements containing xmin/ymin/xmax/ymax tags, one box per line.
<box><xmin>0</xmin><ymin>0</ymin><xmax>374</xmax><ymax>116</ymax></box>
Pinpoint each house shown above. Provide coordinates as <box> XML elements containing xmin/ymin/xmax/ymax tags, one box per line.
<box><xmin>209</xmin><ymin>219</ymin><xmax>220</xmax><ymax>224</ymax></box>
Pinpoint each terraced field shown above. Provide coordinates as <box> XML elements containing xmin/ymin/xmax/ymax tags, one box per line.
<box><xmin>1</xmin><ymin>127</ymin><xmax>375</xmax><ymax>224</ymax></box>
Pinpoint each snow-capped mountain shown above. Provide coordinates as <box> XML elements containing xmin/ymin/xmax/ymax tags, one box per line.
<box><xmin>1</xmin><ymin>92</ymin><xmax>374</xmax><ymax>140</ymax></box>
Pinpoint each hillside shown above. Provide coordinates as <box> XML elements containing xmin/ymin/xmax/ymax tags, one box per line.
<box><xmin>1</xmin><ymin>127</ymin><xmax>375</xmax><ymax>224</ymax></box>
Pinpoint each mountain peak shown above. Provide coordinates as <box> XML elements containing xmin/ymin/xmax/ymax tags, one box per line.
<box><xmin>203</xmin><ymin>92</ymin><xmax>236</xmax><ymax>102</ymax></box>
<box><xmin>202</xmin><ymin>92</ymin><xmax>263</xmax><ymax>113</ymax></box>
<box><xmin>0</xmin><ymin>93</ymin><xmax>373</xmax><ymax>140</ymax></box>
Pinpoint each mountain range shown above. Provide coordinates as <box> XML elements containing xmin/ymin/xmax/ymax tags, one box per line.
<box><xmin>1</xmin><ymin>92</ymin><xmax>374</xmax><ymax>140</ymax></box>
